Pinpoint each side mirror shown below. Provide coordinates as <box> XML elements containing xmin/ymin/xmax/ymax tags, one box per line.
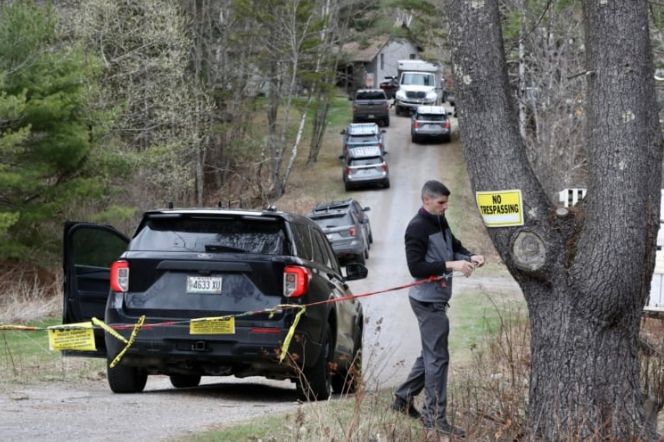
<box><xmin>338</xmin><ymin>155</ymin><xmax>345</xmax><ymax>160</ymax></box>
<box><xmin>381</xmin><ymin>129</ymin><xmax>386</xmax><ymax>133</ymax></box>
<box><xmin>363</xmin><ymin>206</ymin><xmax>370</xmax><ymax>212</ymax></box>
<box><xmin>348</xmin><ymin>96</ymin><xmax>354</xmax><ymax>101</ymax></box>
<box><xmin>344</xmin><ymin>263</ymin><xmax>368</xmax><ymax>281</ymax></box>
<box><xmin>340</xmin><ymin>130</ymin><xmax>346</xmax><ymax>135</ymax></box>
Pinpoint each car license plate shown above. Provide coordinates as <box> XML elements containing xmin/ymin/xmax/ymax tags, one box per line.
<box><xmin>186</xmin><ymin>276</ymin><xmax>222</xmax><ymax>294</ymax></box>
<box><xmin>327</xmin><ymin>233</ymin><xmax>342</xmax><ymax>240</ymax></box>
<box><xmin>368</xmin><ymin>114</ymin><xmax>375</xmax><ymax>119</ymax></box>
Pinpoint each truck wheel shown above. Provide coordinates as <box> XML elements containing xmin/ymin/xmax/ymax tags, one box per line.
<box><xmin>297</xmin><ymin>326</ymin><xmax>333</xmax><ymax>401</ymax></box>
<box><xmin>107</xmin><ymin>362</ymin><xmax>147</xmax><ymax>393</ymax></box>
<box><xmin>170</xmin><ymin>374</ymin><xmax>201</xmax><ymax>388</ymax></box>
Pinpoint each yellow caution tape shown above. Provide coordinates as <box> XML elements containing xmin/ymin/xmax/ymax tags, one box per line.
<box><xmin>92</xmin><ymin>317</ymin><xmax>128</xmax><ymax>344</ymax></box>
<box><xmin>109</xmin><ymin>315</ymin><xmax>145</xmax><ymax>368</ymax></box>
<box><xmin>279</xmin><ymin>306</ymin><xmax>306</xmax><ymax>363</ymax></box>
<box><xmin>0</xmin><ymin>325</ymin><xmax>41</xmax><ymax>331</ymax></box>
<box><xmin>47</xmin><ymin>322</ymin><xmax>96</xmax><ymax>351</ymax></box>
<box><xmin>190</xmin><ymin>316</ymin><xmax>235</xmax><ymax>335</ymax></box>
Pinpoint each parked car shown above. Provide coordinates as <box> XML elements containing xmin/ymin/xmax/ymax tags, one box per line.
<box><xmin>340</xmin><ymin>144</ymin><xmax>390</xmax><ymax>191</ymax></box>
<box><xmin>411</xmin><ymin>105</ymin><xmax>451</xmax><ymax>143</ymax></box>
<box><xmin>308</xmin><ymin>206</ymin><xmax>370</xmax><ymax>265</ymax></box>
<box><xmin>351</xmin><ymin>88</ymin><xmax>390</xmax><ymax>126</ymax></box>
<box><xmin>341</xmin><ymin>122</ymin><xmax>386</xmax><ymax>155</ymax></box>
<box><xmin>311</xmin><ymin>199</ymin><xmax>373</xmax><ymax>249</ymax></box>
<box><xmin>62</xmin><ymin>208</ymin><xmax>368</xmax><ymax>400</ymax></box>
<box><xmin>379</xmin><ymin>76</ymin><xmax>399</xmax><ymax>99</ymax></box>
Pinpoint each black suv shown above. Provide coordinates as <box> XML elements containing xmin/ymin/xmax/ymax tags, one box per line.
<box><xmin>62</xmin><ymin>208</ymin><xmax>368</xmax><ymax>400</ymax></box>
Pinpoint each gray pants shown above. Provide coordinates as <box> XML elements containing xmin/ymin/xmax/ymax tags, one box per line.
<box><xmin>395</xmin><ymin>298</ymin><xmax>450</xmax><ymax>429</ymax></box>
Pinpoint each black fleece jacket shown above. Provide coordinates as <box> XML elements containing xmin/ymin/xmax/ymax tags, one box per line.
<box><xmin>405</xmin><ymin>207</ymin><xmax>473</xmax><ymax>279</ymax></box>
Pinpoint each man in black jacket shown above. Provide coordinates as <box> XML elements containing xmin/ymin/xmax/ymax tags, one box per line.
<box><xmin>392</xmin><ymin>180</ymin><xmax>484</xmax><ymax>439</ymax></box>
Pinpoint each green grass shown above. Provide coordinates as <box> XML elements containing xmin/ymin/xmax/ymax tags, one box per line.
<box><xmin>183</xmin><ymin>413</ymin><xmax>290</xmax><ymax>442</ymax></box>
<box><xmin>449</xmin><ymin>290</ymin><xmax>524</xmax><ymax>360</ymax></box>
<box><xmin>0</xmin><ymin>316</ymin><xmax>105</xmax><ymax>384</ymax></box>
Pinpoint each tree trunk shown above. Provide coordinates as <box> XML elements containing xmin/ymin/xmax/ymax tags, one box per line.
<box><xmin>446</xmin><ymin>0</ymin><xmax>663</xmax><ymax>439</ymax></box>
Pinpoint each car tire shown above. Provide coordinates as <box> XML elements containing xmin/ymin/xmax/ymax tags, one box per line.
<box><xmin>369</xmin><ymin>231</ymin><xmax>373</xmax><ymax>244</ymax></box>
<box><xmin>297</xmin><ymin>326</ymin><xmax>333</xmax><ymax>401</ymax></box>
<box><xmin>411</xmin><ymin>134</ymin><xmax>418</xmax><ymax>144</ymax></box>
<box><xmin>443</xmin><ymin>134</ymin><xmax>451</xmax><ymax>143</ymax></box>
<box><xmin>344</xmin><ymin>182</ymin><xmax>352</xmax><ymax>191</ymax></box>
<box><xmin>107</xmin><ymin>362</ymin><xmax>148</xmax><ymax>394</ymax></box>
<box><xmin>384</xmin><ymin>179</ymin><xmax>391</xmax><ymax>189</ymax></box>
<box><xmin>332</xmin><ymin>330</ymin><xmax>362</xmax><ymax>394</ymax></box>
<box><xmin>170</xmin><ymin>374</ymin><xmax>201</xmax><ymax>388</ymax></box>
<box><xmin>364</xmin><ymin>247</ymin><xmax>369</xmax><ymax>260</ymax></box>
<box><xmin>384</xmin><ymin>117</ymin><xmax>390</xmax><ymax>127</ymax></box>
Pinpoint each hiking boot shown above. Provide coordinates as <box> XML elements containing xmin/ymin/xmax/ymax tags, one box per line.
<box><xmin>391</xmin><ymin>396</ymin><xmax>422</xmax><ymax>419</ymax></box>
<box><xmin>438</xmin><ymin>421</ymin><xmax>466</xmax><ymax>439</ymax></box>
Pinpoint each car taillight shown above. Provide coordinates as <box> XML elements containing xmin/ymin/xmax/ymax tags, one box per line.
<box><xmin>413</xmin><ymin>120</ymin><xmax>420</xmax><ymax>128</ymax></box>
<box><xmin>283</xmin><ymin>265</ymin><xmax>310</xmax><ymax>298</ymax></box>
<box><xmin>381</xmin><ymin>163</ymin><xmax>389</xmax><ymax>172</ymax></box>
<box><xmin>384</xmin><ymin>103</ymin><xmax>389</xmax><ymax>111</ymax></box>
<box><xmin>110</xmin><ymin>260</ymin><xmax>129</xmax><ymax>293</ymax></box>
<box><xmin>345</xmin><ymin>167</ymin><xmax>352</xmax><ymax>176</ymax></box>
<box><xmin>444</xmin><ymin>120</ymin><xmax>450</xmax><ymax>129</ymax></box>
<box><xmin>349</xmin><ymin>227</ymin><xmax>357</xmax><ymax>236</ymax></box>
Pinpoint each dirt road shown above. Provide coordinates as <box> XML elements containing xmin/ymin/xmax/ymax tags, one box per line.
<box><xmin>0</xmin><ymin>108</ymin><xmax>520</xmax><ymax>441</ymax></box>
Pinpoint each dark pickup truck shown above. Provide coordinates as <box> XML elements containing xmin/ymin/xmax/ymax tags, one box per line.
<box><xmin>352</xmin><ymin>88</ymin><xmax>390</xmax><ymax>127</ymax></box>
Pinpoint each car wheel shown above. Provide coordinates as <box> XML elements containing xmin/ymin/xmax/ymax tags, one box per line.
<box><xmin>355</xmin><ymin>253</ymin><xmax>366</xmax><ymax>265</ymax></box>
<box><xmin>384</xmin><ymin>179</ymin><xmax>391</xmax><ymax>189</ymax></box>
<box><xmin>297</xmin><ymin>326</ymin><xmax>333</xmax><ymax>401</ymax></box>
<box><xmin>443</xmin><ymin>134</ymin><xmax>451</xmax><ymax>143</ymax></box>
<box><xmin>364</xmin><ymin>247</ymin><xmax>369</xmax><ymax>260</ymax></box>
<box><xmin>369</xmin><ymin>231</ymin><xmax>373</xmax><ymax>244</ymax></box>
<box><xmin>384</xmin><ymin>117</ymin><xmax>390</xmax><ymax>127</ymax></box>
<box><xmin>107</xmin><ymin>362</ymin><xmax>148</xmax><ymax>394</ymax></box>
<box><xmin>411</xmin><ymin>134</ymin><xmax>418</xmax><ymax>144</ymax></box>
<box><xmin>170</xmin><ymin>374</ymin><xmax>201</xmax><ymax>388</ymax></box>
<box><xmin>344</xmin><ymin>182</ymin><xmax>352</xmax><ymax>191</ymax></box>
<box><xmin>332</xmin><ymin>330</ymin><xmax>362</xmax><ymax>394</ymax></box>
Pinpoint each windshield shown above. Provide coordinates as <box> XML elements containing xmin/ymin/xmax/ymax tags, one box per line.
<box><xmin>131</xmin><ymin>216</ymin><xmax>287</xmax><ymax>254</ymax></box>
<box><xmin>401</xmin><ymin>72</ymin><xmax>435</xmax><ymax>87</ymax></box>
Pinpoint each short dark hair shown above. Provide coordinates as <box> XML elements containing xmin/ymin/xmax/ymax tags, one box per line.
<box><xmin>421</xmin><ymin>180</ymin><xmax>451</xmax><ymax>199</ymax></box>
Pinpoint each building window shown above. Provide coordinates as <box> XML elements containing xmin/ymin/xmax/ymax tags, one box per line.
<box><xmin>409</xmin><ymin>53</ymin><xmax>416</xmax><ymax>59</ymax></box>
<box><xmin>380</xmin><ymin>53</ymin><xmax>384</xmax><ymax>70</ymax></box>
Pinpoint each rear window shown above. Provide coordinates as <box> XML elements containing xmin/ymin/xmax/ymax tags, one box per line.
<box><xmin>356</xmin><ymin>91</ymin><xmax>385</xmax><ymax>100</ymax></box>
<box><xmin>310</xmin><ymin>212</ymin><xmax>353</xmax><ymax>228</ymax></box>
<box><xmin>130</xmin><ymin>216</ymin><xmax>288</xmax><ymax>255</ymax></box>
<box><xmin>349</xmin><ymin>157</ymin><xmax>383</xmax><ymax>167</ymax></box>
<box><xmin>347</xmin><ymin>135</ymin><xmax>378</xmax><ymax>143</ymax></box>
<box><xmin>417</xmin><ymin>113</ymin><xmax>446</xmax><ymax>121</ymax></box>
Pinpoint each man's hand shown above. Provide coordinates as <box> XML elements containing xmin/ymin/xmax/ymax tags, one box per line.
<box><xmin>470</xmin><ymin>255</ymin><xmax>485</xmax><ymax>267</ymax></box>
<box><xmin>446</xmin><ymin>260</ymin><xmax>475</xmax><ymax>277</ymax></box>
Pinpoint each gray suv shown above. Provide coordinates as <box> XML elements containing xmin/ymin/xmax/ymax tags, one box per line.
<box><xmin>308</xmin><ymin>206</ymin><xmax>370</xmax><ymax>265</ymax></box>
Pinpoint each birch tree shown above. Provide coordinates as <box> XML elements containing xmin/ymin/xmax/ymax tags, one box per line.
<box><xmin>447</xmin><ymin>0</ymin><xmax>663</xmax><ymax>439</ymax></box>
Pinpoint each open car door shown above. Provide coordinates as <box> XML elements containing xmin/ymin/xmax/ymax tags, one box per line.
<box><xmin>62</xmin><ymin>222</ymin><xmax>129</xmax><ymax>357</ymax></box>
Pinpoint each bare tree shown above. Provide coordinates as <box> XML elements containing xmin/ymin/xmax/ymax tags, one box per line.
<box><xmin>447</xmin><ymin>0</ymin><xmax>663</xmax><ymax>439</ymax></box>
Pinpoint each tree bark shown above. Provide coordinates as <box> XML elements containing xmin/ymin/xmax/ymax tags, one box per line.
<box><xmin>446</xmin><ymin>0</ymin><xmax>663</xmax><ymax>439</ymax></box>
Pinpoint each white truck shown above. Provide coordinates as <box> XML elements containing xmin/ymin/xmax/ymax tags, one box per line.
<box><xmin>394</xmin><ymin>59</ymin><xmax>445</xmax><ymax>116</ymax></box>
